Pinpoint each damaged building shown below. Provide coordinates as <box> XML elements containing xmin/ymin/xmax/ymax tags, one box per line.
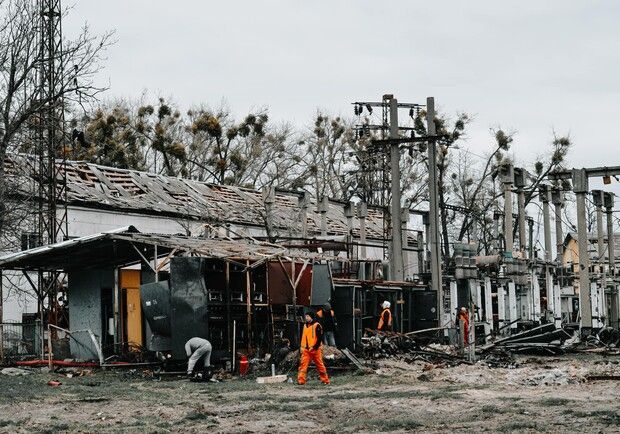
<box><xmin>0</xmin><ymin>156</ymin><xmax>430</xmax><ymax>364</ymax></box>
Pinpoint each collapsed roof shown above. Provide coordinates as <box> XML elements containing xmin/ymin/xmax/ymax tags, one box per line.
<box><xmin>0</xmin><ymin>226</ymin><xmax>333</xmax><ymax>272</ymax></box>
<box><xmin>4</xmin><ymin>154</ymin><xmax>388</xmax><ymax>240</ymax></box>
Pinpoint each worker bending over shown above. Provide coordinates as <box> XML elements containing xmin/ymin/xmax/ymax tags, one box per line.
<box><xmin>317</xmin><ymin>302</ymin><xmax>337</xmax><ymax>347</ymax></box>
<box><xmin>298</xmin><ymin>311</ymin><xmax>330</xmax><ymax>385</ymax></box>
<box><xmin>377</xmin><ymin>300</ymin><xmax>393</xmax><ymax>332</ymax></box>
<box><xmin>185</xmin><ymin>337</ymin><xmax>213</xmax><ymax>377</ymax></box>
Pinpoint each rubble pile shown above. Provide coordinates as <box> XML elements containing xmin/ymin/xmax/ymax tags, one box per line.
<box><xmin>361</xmin><ymin>331</ymin><xmax>468</xmax><ymax>367</ymax></box>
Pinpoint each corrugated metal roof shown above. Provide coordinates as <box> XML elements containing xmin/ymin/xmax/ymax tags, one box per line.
<box><xmin>0</xmin><ymin>227</ymin><xmax>332</xmax><ymax>271</ymax></box>
<box><xmin>5</xmin><ymin>154</ymin><xmax>389</xmax><ymax>240</ymax></box>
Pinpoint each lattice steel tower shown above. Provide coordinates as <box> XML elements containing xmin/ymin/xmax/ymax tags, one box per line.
<box><xmin>37</xmin><ymin>0</ymin><xmax>68</xmax><ymax>246</ymax></box>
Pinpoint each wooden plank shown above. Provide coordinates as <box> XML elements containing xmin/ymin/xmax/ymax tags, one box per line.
<box><xmin>256</xmin><ymin>375</ymin><xmax>287</xmax><ymax>384</ymax></box>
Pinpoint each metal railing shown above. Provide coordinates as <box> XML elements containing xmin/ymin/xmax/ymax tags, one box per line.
<box><xmin>0</xmin><ymin>321</ymin><xmax>42</xmax><ymax>363</ymax></box>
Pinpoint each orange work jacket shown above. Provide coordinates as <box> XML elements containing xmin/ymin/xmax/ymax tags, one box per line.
<box><xmin>301</xmin><ymin>322</ymin><xmax>323</xmax><ymax>350</ymax></box>
<box><xmin>377</xmin><ymin>308</ymin><xmax>393</xmax><ymax>330</ymax></box>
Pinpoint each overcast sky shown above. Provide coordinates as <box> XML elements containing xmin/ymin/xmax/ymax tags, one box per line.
<box><xmin>65</xmin><ymin>0</ymin><xmax>620</xmax><ymax>193</ymax></box>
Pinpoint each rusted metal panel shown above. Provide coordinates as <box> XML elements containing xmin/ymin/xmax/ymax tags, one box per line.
<box><xmin>267</xmin><ymin>262</ymin><xmax>293</xmax><ymax>305</ymax></box>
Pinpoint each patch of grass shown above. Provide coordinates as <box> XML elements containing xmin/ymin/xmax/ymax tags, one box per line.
<box><xmin>480</xmin><ymin>404</ymin><xmax>509</xmax><ymax>414</ymax></box>
<box><xmin>304</xmin><ymin>401</ymin><xmax>328</xmax><ymax>410</ymax></box>
<box><xmin>418</xmin><ymin>387</ymin><xmax>464</xmax><ymax>401</ymax></box>
<box><xmin>0</xmin><ymin>420</ymin><xmax>12</xmax><ymax>428</ymax></box>
<box><xmin>355</xmin><ymin>417</ymin><xmax>423</xmax><ymax>431</ymax></box>
<box><xmin>568</xmin><ymin>410</ymin><xmax>620</xmax><ymax>426</ymax></box>
<box><xmin>184</xmin><ymin>410</ymin><xmax>219</xmax><ymax>424</ymax></box>
<box><xmin>498</xmin><ymin>421</ymin><xmax>538</xmax><ymax>432</ymax></box>
<box><xmin>538</xmin><ymin>397</ymin><xmax>572</xmax><ymax>406</ymax></box>
<box><xmin>253</xmin><ymin>402</ymin><xmax>300</xmax><ymax>412</ymax></box>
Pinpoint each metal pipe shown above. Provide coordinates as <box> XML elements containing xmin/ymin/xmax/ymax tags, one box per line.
<box><xmin>232</xmin><ymin>320</ymin><xmax>236</xmax><ymax>373</ymax></box>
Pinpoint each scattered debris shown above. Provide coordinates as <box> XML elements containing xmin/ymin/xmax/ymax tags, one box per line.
<box><xmin>1</xmin><ymin>367</ymin><xmax>33</xmax><ymax>376</ymax></box>
<box><xmin>47</xmin><ymin>380</ymin><xmax>62</xmax><ymax>387</ymax></box>
<box><xmin>341</xmin><ymin>348</ymin><xmax>365</xmax><ymax>371</ymax></box>
<box><xmin>362</xmin><ymin>330</ymin><xmax>468</xmax><ymax>367</ymax></box>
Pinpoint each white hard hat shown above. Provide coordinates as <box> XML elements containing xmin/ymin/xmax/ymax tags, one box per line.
<box><xmin>382</xmin><ymin>301</ymin><xmax>391</xmax><ymax>309</ymax></box>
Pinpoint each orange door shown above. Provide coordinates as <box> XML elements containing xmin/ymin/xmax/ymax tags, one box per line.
<box><xmin>120</xmin><ymin>270</ymin><xmax>143</xmax><ymax>348</ymax></box>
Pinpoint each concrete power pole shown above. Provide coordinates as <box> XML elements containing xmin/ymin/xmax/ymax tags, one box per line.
<box><xmin>514</xmin><ymin>168</ymin><xmax>527</xmax><ymax>257</ymax></box>
<box><xmin>501</xmin><ymin>164</ymin><xmax>514</xmax><ymax>253</ymax></box>
<box><xmin>592</xmin><ymin>190</ymin><xmax>605</xmax><ymax>265</ymax></box>
<box><xmin>572</xmin><ymin>169</ymin><xmax>593</xmax><ymax>332</ymax></box>
<box><xmin>387</xmin><ymin>95</ymin><xmax>405</xmax><ymax>281</ymax></box>
<box><xmin>540</xmin><ymin>185</ymin><xmax>553</xmax><ymax>262</ymax></box>
<box><xmin>426</xmin><ymin>97</ymin><xmax>443</xmax><ymax>323</ymax></box>
<box><xmin>604</xmin><ymin>193</ymin><xmax>615</xmax><ymax>272</ymax></box>
<box><xmin>604</xmin><ymin>192</ymin><xmax>618</xmax><ymax>329</ymax></box>
<box><xmin>551</xmin><ymin>188</ymin><xmax>564</xmax><ymax>263</ymax></box>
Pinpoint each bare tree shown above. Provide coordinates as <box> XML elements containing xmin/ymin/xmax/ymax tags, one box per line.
<box><xmin>0</xmin><ymin>0</ymin><xmax>112</xmax><ymax>245</ymax></box>
<box><xmin>301</xmin><ymin>112</ymin><xmax>356</xmax><ymax>200</ymax></box>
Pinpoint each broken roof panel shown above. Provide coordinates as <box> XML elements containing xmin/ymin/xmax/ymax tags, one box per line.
<box><xmin>0</xmin><ymin>227</ymin><xmax>333</xmax><ymax>272</ymax></box>
<box><xmin>5</xmin><ymin>154</ymin><xmax>388</xmax><ymax>240</ymax></box>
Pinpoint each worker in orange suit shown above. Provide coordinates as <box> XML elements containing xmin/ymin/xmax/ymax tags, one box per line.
<box><xmin>457</xmin><ymin>307</ymin><xmax>470</xmax><ymax>346</ymax></box>
<box><xmin>377</xmin><ymin>300</ymin><xmax>393</xmax><ymax>332</ymax></box>
<box><xmin>297</xmin><ymin>311</ymin><xmax>330</xmax><ymax>385</ymax></box>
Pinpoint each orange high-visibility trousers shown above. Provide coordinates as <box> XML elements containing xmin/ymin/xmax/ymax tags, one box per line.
<box><xmin>297</xmin><ymin>348</ymin><xmax>330</xmax><ymax>385</ymax></box>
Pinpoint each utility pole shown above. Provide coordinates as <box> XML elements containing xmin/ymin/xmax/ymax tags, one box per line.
<box><xmin>604</xmin><ymin>192</ymin><xmax>619</xmax><ymax>329</ymax></box>
<box><xmin>551</xmin><ymin>188</ymin><xmax>564</xmax><ymax>263</ymax></box>
<box><xmin>501</xmin><ymin>164</ymin><xmax>514</xmax><ymax>253</ymax></box>
<box><xmin>592</xmin><ymin>190</ymin><xmax>605</xmax><ymax>265</ymax></box>
<box><xmin>539</xmin><ymin>185</ymin><xmax>553</xmax><ymax>263</ymax></box>
<box><xmin>36</xmin><ymin>0</ymin><xmax>69</xmax><ymax>345</ymax></box>
<box><xmin>549</xmin><ymin>165</ymin><xmax>620</xmax><ymax>334</ymax></box>
<box><xmin>540</xmin><ymin>185</ymin><xmax>556</xmax><ymax>322</ymax></box>
<box><xmin>426</xmin><ymin>97</ymin><xmax>443</xmax><ymax>323</ymax></box>
<box><xmin>514</xmin><ymin>168</ymin><xmax>527</xmax><ymax>257</ymax></box>
<box><xmin>386</xmin><ymin>95</ymin><xmax>404</xmax><ymax>281</ymax></box>
<box><xmin>358</xmin><ymin>202</ymin><xmax>368</xmax><ymax>260</ymax></box>
<box><xmin>604</xmin><ymin>192</ymin><xmax>615</xmax><ymax>272</ymax></box>
<box><xmin>572</xmin><ymin>169</ymin><xmax>593</xmax><ymax>332</ymax></box>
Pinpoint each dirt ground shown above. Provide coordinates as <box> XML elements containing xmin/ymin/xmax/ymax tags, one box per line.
<box><xmin>0</xmin><ymin>354</ymin><xmax>619</xmax><ymax>433</ymax></box>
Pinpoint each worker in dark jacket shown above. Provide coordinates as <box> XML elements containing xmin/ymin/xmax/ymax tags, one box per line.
<box><xmin>317</xmin><ymin>302</ymin><xmax>337</xmax><ymax>347</ymax></box>
<box><xmin>377</xmin><ymin>300</ymin><xmax>393</xmax><ymax>332</ymax></box>
<box><xmin>298</xmin><ymin>311</ymin><xmax>330</xmax><ymax>385</ymax></box>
